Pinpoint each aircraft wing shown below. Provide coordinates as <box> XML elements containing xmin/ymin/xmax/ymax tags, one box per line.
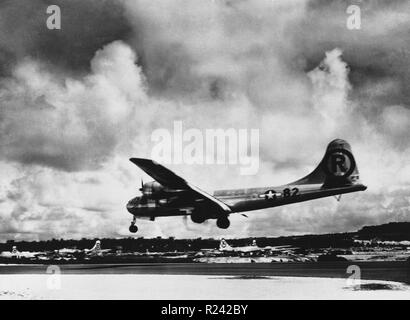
<box><xmin>129</xmin><ymin>158</ymin><xmax>231</xmax><ymax>214</ymax></box>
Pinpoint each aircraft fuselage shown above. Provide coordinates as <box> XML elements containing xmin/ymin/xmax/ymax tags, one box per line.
<box><xmin>126</xmin><ymin>183</ymin><xmax>367</xmax><ymax>218</ymax></box>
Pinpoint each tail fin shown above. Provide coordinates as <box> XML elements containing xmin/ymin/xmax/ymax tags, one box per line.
<box><xmin>292</xmin><ymin>139</ymin><xmax>362</xmax><ymax>188</ymax></box>
<box><xmin>88</xmin><ymin>240</ymin><xmax>102</xmax><ymax>255</ymax></box>
<box><xmin>219</xmin><ymin>238</ymin><xmax>233</xmax><ymax>251</ymax></box>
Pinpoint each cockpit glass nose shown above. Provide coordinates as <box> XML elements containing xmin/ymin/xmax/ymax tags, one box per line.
<box><xmin>139</xmin><ymin>196</ymin><xmax>148</xmax><ymax>205</ymax></box>
<box><xmin>128</xmin><ymin>196</ymin><xmax>147</xmax><ymax>206</ymax></box>
<box><xmin>129</xmin><ymin>196</ymin><xmax>140</xmax><ymax>205</ymax></box>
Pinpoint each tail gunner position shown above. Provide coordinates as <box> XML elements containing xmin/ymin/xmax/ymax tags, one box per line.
<box><xmin>126</xmin><ymin>139</ymin><xmax>366</xmax><ymax>233</ymax></box>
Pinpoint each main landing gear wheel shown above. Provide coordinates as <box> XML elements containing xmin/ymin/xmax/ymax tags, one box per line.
<box><xmin>191</xmin><ymin>213</ymin><xmax>206</xmax><ymax>224</ymax></box>
<box><xmin>216</xmin><ymin>217</ymin><xmax>230</xmax><ymax>229</ymax></box>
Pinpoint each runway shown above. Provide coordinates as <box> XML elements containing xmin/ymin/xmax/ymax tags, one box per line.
<box><xmin>1</xmin><ymin>261</ymin><xmax>409</xmax><ymax>284</ymax></box>
<box><xmin>0</xmin><ymin>262</ymin><xmax>409</xmax><ymax>299</ymax></box>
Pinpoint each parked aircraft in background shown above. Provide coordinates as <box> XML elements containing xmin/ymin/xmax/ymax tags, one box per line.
<box><xmin>218</xmin><ymin>239</ymin><xmax>293</xmax><ymax>253</ymax></box>
<box><xmin>0</xmin><ymin>246</ymin><xmax>38</xmax><ymax>259</ymax></box>
<box><xmin>85</xmin><ymin>240</ymin><xmax>110</xmax><ymax>256</ymax></box>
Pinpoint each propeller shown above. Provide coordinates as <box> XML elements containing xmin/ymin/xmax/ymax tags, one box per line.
<box><xmin>139</xmin><ymin>179</ymin><xmax>144</xmax><ymax>192</ymax></box>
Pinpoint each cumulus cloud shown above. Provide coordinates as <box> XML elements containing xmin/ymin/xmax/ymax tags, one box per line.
<box><xmin>0</xmin><ymin>0</ymin><xmax>409</xmax><ymax>240</ymax></box>
<box><xmin>0</xmin><ymin>0</ymin><xmax>132</xmax><ymax>75</ymax></box>
<box><xmin>0</xmin><ymin>41</ymin><xmax>149</xmax><ymax>171</ymax></box>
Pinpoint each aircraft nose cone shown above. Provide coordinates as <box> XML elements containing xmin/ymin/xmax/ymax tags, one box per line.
<box><xmin>126</xmin><ymin>202</ymin><xmax>134</xmax><ymax>213</ymax></box>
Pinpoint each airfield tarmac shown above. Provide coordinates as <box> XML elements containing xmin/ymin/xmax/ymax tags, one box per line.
<box><xmin>0</xmin><ymin>262</ymin><xmax>409</xmax><ymax>283</ymax></box>
<box><xmin>0</xmin><ymin>262</ymin><xmax>409</xmax><ymax>299</ymax></box>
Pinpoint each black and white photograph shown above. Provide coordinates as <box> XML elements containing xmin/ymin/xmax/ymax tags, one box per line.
<box><xmin>0</xmin><ymin>0</ymin><xmax>409</xmax><ymax>304</ymax></box>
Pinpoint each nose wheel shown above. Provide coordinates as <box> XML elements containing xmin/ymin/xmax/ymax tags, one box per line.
<box><xmin>129</xmin><ymin>216</ymin><xmax>138</xmax><ymax>233</ymax></box>
<box><xmin>129</xmin><ymin>224</ymin><xmax>138</xmax><ymax>233</ymax></box>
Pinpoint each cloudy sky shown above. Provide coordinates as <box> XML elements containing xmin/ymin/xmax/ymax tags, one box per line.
<box><xmin>0</xmin><ymin>0</ymin><xmax>409</xmax><ymax>241</ymax></box>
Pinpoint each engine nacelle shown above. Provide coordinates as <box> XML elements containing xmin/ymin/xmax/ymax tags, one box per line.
<box><xmin>140</xmin><ymin>181</ymin><xmax>164</xmax><ymax>195</ymax></box>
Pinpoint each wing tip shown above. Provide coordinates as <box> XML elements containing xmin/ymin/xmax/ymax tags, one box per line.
<box><xmin>130</xmin><ymin>157</ymin><xmax>148</xmax><ymax>162</ymax></box>
<box><xmin>129</xmin><ymin>158</ymin><xmax>146</xmax><ymax>167</ymax></box>
<box><xmin>130</xmin><ymin>158</ymin><xmax>160</xmax><ymax>167</ymax></box>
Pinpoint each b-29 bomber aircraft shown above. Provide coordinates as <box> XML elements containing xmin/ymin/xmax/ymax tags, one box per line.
<box><xmin>126</xmin><ymin>139</ymin><xmax>366</xmax><ymax>233</ymax></box>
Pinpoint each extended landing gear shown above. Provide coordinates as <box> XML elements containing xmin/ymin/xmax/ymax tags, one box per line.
<box><xmin>129</xmin><ymin>224</ymin><xmax>138</xmax><ymax>233</ymax></box>
<box><xmin>191</xmin><ymin>212</ymin><xmax>206</xmax><ymax>224</ymax></box>
<box><xmin>216</xmin><ymin>217</ymin><xmax>230</xmax><ymax>229</ymax></box>
<box><xmin>129</xmin><ymin>216</ymin><xmax>138</xmax><ymax>233</ymax></box>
